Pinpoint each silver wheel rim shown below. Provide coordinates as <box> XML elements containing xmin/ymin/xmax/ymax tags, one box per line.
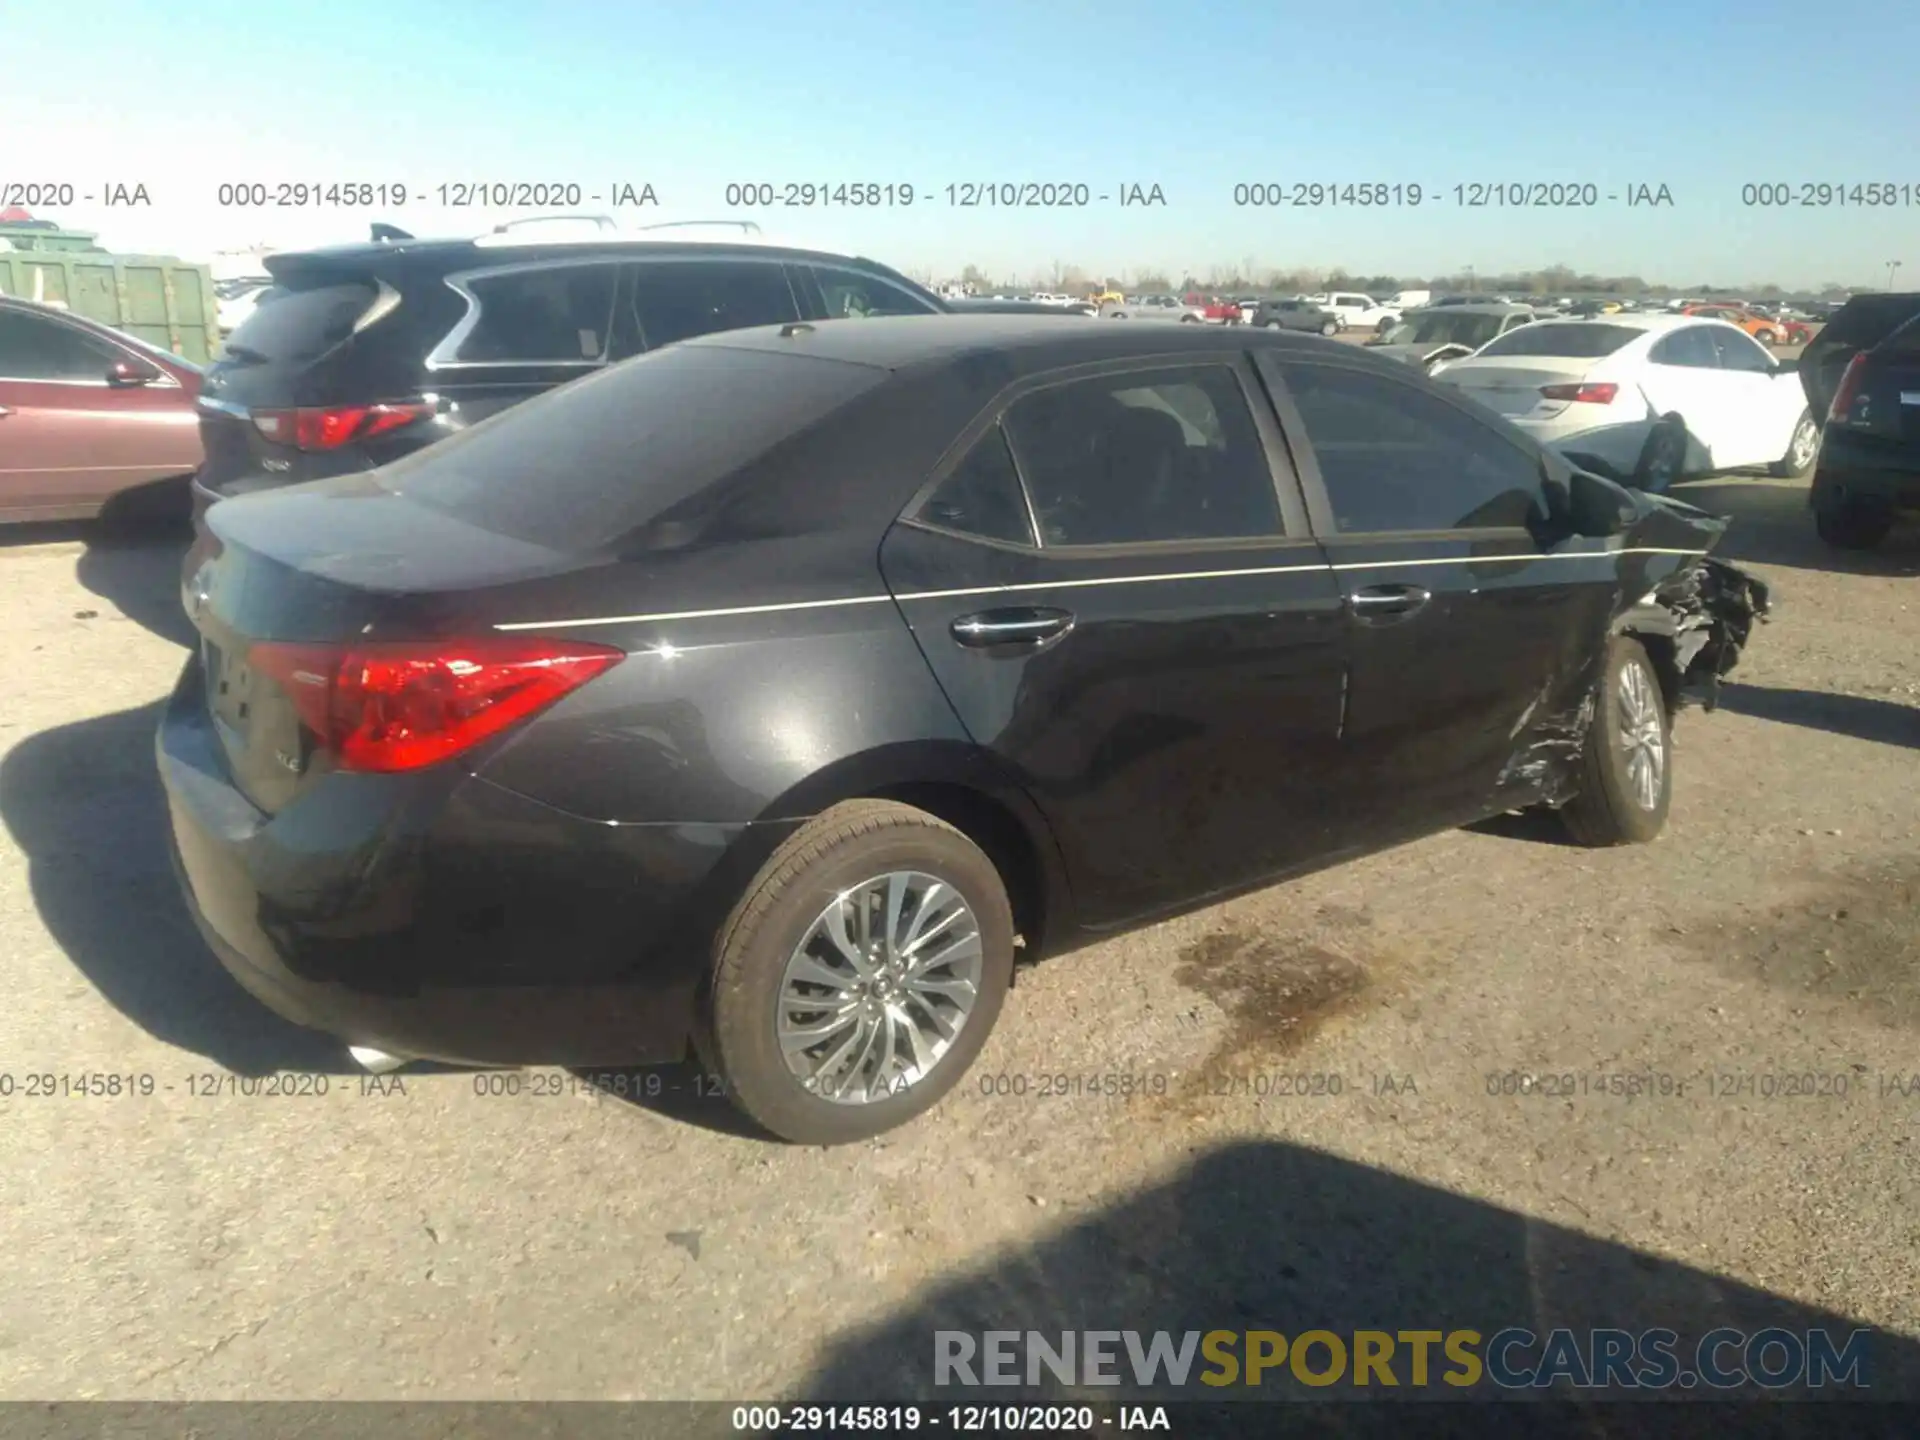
<box><xmin>1618</xmin><ymin>660</ymin><xmax>1666</xmax><ymax>811</ymax></box>
<box><xmin>1789</xmin><ymin>416</ymin><xmax>1818</xmax><ymax>470</ymax></box>
<box><xmin>776</xmin><ymin>871</ymin><xmax>983</xmax><ymax>1105</ymax></box>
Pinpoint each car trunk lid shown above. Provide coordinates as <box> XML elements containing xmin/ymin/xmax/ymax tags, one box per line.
<box><xmin>1445</xmin><ymin>358</ymin><xmax>1600</xmax><ymax>419</ymax></box>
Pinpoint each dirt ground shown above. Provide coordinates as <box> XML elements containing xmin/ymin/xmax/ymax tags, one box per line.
<box><xmin>0</xmin><ymin>446</ymin><xmax>1915</xmax><ymax>1404</ymax></box>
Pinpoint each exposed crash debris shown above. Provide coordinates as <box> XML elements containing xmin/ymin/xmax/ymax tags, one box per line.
<box><xmin>1649</xmin><ymin>555</ymin><xmax>1774</xmax><ymax>711</ymax></box>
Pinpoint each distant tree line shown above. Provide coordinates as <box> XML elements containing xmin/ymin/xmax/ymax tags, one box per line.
<box><xmin>928</xmin><ymin>261</ymin><xmax>1856</xmax><ymax>301</ymax></box>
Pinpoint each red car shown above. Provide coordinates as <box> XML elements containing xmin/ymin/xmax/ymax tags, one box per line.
<box><xmin>0</xmin><ymin>296</ymin><xmax>204</xmax><ymax>523</ymax></box>
<box><xmin>1182</xmin><ymin>292</ymin><xmax>1245</xmax><ymax>325</ymax></box>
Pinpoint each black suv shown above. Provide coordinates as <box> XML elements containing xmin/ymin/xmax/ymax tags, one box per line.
<box><xmin>192</xmin><ymin>225</ymin><xmax>955</xmax><ymax>518</ymax></box>
<box><xmin>1802</xmin><ymin>294</ymin><xmax>1920</xmax><ymax>548</ymax></box>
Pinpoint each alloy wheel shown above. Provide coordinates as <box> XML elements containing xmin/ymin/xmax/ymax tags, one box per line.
<box><xmin>776</xmin><ymin>871</ymin><xmax>984</xmax><ymax>1105</ymax></box>
<box><xmin>1617</xmin><ymin>660</ymin><xmax>1666</xmax><ymax>811</ymax></box>
<box><xmin>1789</xmin><ymin>416</ymin><xmax>1818</xmax><ymax>472</ymax></box>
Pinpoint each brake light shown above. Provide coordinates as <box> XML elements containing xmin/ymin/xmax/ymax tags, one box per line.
<box><xmin>248</xmin><ymin>636</ymin><xmax>624</xmax><ymax>773</ymax></box>
<box><xmin>1539</xmin><ymin>382</ymin><xmax>1619</xmax><ymax>405</ymax></box>
<box><xmin>1826</xmin><ymin>352</ymin><xmax>1869</xmax><ymax>422</ymax></box>
<box><xmin>251</xmin><ymin>402</ymin><xmax>434</xmax><ymax>451</ymax></box>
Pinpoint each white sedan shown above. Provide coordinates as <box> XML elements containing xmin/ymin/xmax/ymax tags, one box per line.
<box><xmin>1439</xmin><ymin>315</ymin><xmax>1821</xmax><ymax>490</ymax></box>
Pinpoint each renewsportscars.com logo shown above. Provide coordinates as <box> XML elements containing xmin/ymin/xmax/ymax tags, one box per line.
<box><xmin>934</xmin><ymin>1327</ymin><xmax>1875</xmax><ymax>1392</ymax></box>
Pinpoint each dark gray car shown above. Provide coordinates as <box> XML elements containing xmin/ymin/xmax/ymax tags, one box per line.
<box><xmin>1252</xmin><ymin>298</ymin><xmax>1341</xmax><ymax>336</ymax></box>
<box><xmin>1367</xmin><ymin>304</ymin><xmax>1537</xmax><ymax>371</ymax></box>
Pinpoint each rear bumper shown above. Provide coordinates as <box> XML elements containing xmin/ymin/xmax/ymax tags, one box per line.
<box><xmin>1809</xmin><ymin>430</ymin><xmax>1920</xmax><ymax>513</ymax></box>
<box><xmin>157</xmin><ymin>658</ymin><xmax>797</xmax><ymax>1067</ymax></box>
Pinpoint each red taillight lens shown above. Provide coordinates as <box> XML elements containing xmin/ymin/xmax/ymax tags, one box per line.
<box><xmin>1539</xmin><ymin>382</ymin><xmax>1619</xmax><ymax>405</ymax></box>
<box><xmin>251</xmin><ymin>402</ymin><xmax>434</xmax><ymax>452</ymax></box>
<box><xmin>248</xmin><ymin>637</ymin><xmax>624</xmax><ymax>773</ymax></box>
<box><xmin>1826</xmin><ymin>352</ymin><xmax>1869</xmax><ymax>422</ymax></box>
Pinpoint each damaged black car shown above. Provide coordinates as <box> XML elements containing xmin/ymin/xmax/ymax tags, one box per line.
<box><xmin>160</xmin><ymin>318</ymin><xmax>1769</xmax><ymax>1146</ymax></box>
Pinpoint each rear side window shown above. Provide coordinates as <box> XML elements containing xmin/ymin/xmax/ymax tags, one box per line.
<box><xmin>1477</xmin><ymin>323</ymin><xmax>1640</xmax><ymax>358</ymax></box>
<box><xmin>630</xmin><ymin>261</ymin><xmax>799</xmax><ymax>348</ymax></box>
<box><xmin>223</xmin><ymin>281</ymin><xmax>376</xmax><ymax>364</ymax></box>
<box><xmin>1002</xmin><ymin>365</ymin><xmax>1282</xmax><ymax>546</ymax></box>
<box><xmin>1278</xmin><ymin>362</ymin><xmax>1545</xmax><ymax>533</ymax></box>
<box><xmin>382</xmin><ymin>346</ymin><xmax>887</xmax><ymax>550</ymax></box>
<box><xmin>449</xmin><ymin>264</ymin><xmax>618</xmax><ymax>363</ymax></box>
<box><xmin>917</xmin><ymin>426</ymin><xmax>1035</xmax><ymax>546</ymax></box>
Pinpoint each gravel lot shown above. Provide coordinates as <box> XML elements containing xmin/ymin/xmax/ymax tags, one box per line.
<box><xmin>1</xmin><ymin>417</ymin><xmax>1916</xmax><ymax>1406</ymax></box>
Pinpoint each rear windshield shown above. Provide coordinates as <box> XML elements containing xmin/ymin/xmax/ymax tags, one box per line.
<box><xmin>1819</xmin><ymin>294</ymin><xmax>1920</xmax><ymax>350</ymax></box>
<box><xmin>379</xmin><ymin>343</ymin><xmax>889</xmax><ymax>550</ymax></box>
<box><xmin>1475</xmin><ymin>323</ymin><xmax>1640</xmax><ymax>359</ymax></box>
<box><xmin>222</xmin><ymin>280</ymin><xmax>377</xmax><ymax>364</ymax></box>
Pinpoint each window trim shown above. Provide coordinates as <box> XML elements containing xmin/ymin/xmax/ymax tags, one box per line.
<box><xmin>897</xmin><ymin>353</ymin><xmax>1312</xmax><ymax>556</ymax></box>
<box><xmin>905</xmin><ymin>421</ymin><xmax>1044</xmax><ymax>552</ymax></box>
<box><xmin>424</xmin><ymin>257</ymin><xmax>625</xmax><ymax>371</ymax></box>
<box><xmin>0</xmin><ymin>307</ymin><xmax>174</xmax><ymax>387</ymax></box>
<box><xmin>624</xmin><ymin>254</ymin><xmax>805</xmax><ymax>352</ymax></box>
<box><xmin>1256</xmin><ymin>350</ymin><xmax>1552</xmax><ymax>543</ymax></box>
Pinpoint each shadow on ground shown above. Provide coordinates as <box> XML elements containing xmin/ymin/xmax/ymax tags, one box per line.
<box><xmin>799</xmin><ymin>1139</ymin><xmax>1920</xmax><ymax>1434</ymax></box>
<box><xmin>1675</xmin><ymin>475</ymin><xmax>1919</xmax><ymax>577</ymax></box>
<box><xmin>0</xmin><ymin>698</ymin><xmax>352</xmax><ymax>1073</ymax></box>
<box><xmin>1</xmin><ymin>514</ymin><xmax>196</xmax><ymax>648</ymax></box>
<box><xmin>1715</xmin><ymin>683</ymin><xmax>1920</xmax><ymax>749</ymax></box>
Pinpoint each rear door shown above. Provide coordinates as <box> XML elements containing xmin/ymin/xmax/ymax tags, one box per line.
<box><xmin>1259</xmin><ymin>352</ymin><xmax>1618</xmax><ymax>836</ymax></box>
<box><xmin>1641</xmin><ymin>324</ymin><xmax>1732</xmax><ymax>464</ymax></box>
<box><xmin>880</xmin><ymin>355</ymin><xmax>1350</xmax><ymax>927</ymax></box>
<box><xmin>0</xmin><ymin>306</ymin><xmax>199</xmax><ymax>516</ymax></box>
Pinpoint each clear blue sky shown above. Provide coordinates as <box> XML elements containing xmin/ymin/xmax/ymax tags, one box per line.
<box><xmin>6</xmin><ymin>0</ymin><xmax>1915</xmax><ymax>289</ymax></box>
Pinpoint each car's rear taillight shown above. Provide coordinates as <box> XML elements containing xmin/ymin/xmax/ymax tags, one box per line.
<box><xmin>1539</xmin><ymin>382</ymin><xmax>1619</xmax><ymax>405</ymax></box>
<box><xmin>248</xmin><ymin>636</ymin><xmax>624</xmax><ymax>773</ymax></box>
<box><xmin>1826</xmin><ymin>352</ymin><xmax>1869</xmax><ymax>422</ymax></box>
<box><xmin>251</xmin><ymin>402</ymin><xmax>435</xmax><ymax>451</ymax></box>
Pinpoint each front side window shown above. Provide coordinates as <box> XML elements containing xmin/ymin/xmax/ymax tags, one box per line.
<box><xmin>0</xmin><ymin>310</ymin><xmax>118</xmax><ymax>380</ymax></box>
<box><xmin>1002</xmin><ymin>365</ymin><xmax>1282</xmax><ymax>546</ymax></box>
<box><xmin>811</xmin><ymin>266</ymin><xmax>940</xmax><ymax>319</ymax></box>
<box><xmin>1277</xmin><ymin>362</ymin><xmax>1546</xmax><ymax>534</ymax></box>
<box><xmin>1712</xmin><ymin>327</ymin><xmax>1774</xmax><ymax>373</ymax></box>
<box><xmin>450</xmin><ymin>264</ymin><xmax>619</xmax><ymax>364</ymax></box>
<box><xmin>1649</xmin><ymin>326</ymin><xmax>1721</xmax><ymax>369</ymax></box>
<box><xmin>630</xmin><ymin>260</ymin><xmax>799</xmax><ymax>348</ymax></box>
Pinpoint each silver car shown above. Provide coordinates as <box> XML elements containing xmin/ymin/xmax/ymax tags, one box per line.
<box><xmin>1100</xmin><ymin>294</ymin><xmax>1206</xmax><ymax>322</ymax></box>
<box><xmin>1366</xmin><ymin>304</ymin><xmax>1538</xmax><ymax>372</ymax></box>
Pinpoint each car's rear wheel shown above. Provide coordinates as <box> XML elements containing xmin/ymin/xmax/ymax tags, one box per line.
<box><xmin>1631</xmin><ymin>416</ymin><xmax>1687</xmax><ymax>493</ymax></box>
<box><xmin>1755</xmin><ymin>328</ymin><xmax>1777</xmax><ymax>345</ymax></box>
<box><xmin>1769</xmin><ymin>412</ymin><xmax>1819</xmax><ymax>478</ymax></box>
<box><xmin>1180</xmin><ymin>314</ymin><xmax>1199</xmax><ymax>323</ymax></box>
<box><xmin>1560</xmin><ymin>637</ymin><xmax>1672</xmax><ymax>846</ymax></box>
<box><xmin>1320</xmin><ymin>320</ymin><xmax>1338</xmax><ymax>336</ymax></box>
<box><xmin>1813</xmin><ymin>490</ymin><xmax>1894</xmax><ymax>549</ymax></box>
<box><xmin>704</xmin><ymin>800</ymin><xmax>1015</xmax><ymax>1145</ymax></box>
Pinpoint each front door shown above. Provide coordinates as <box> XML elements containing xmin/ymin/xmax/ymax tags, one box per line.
<box><xmin>1259</xmin><ymin>352</ymin><xmax>1620</xmax><ymax>840</ymax></box>
<box><xmin>880</xmin><ymin>355</ymin><xmax>1349</xmax><ymax>928</ymax></box>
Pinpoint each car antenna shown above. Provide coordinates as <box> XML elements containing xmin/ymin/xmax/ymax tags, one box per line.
<box><xmin>370</xmin><ymin>223</ymin><xmax>413</xmax><ymax>243</ymax></box>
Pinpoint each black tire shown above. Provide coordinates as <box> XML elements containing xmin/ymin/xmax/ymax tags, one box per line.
<box><xmin>1560</xmin><ymin>636</ymin><xmax>1672</xmax><ymax>847</ymax></box>
<box><xmin>1631</xmin><ymin>416</ymin><xmax>1687</xmax><ymax>493</ymax></box>
<box><xmin>1180</xmin><ymin>314</ymin><xmax>1198</xmax><ymax>323</ymax></box>
<box><xmin>1768</xmin><ymin>411</ymin><xmax>1819</xmax><ymax>478</ymax></box>
<box><xmin>1755</xmin><ymin>329</ymin><xmax>1777</xmax><ymax>346</ymax></box>
<box><xmin>1813</xmin><ymin>491</ymin><xmax>1893</xmax><ymax>549</ymax></box>
<box><xmin>1320</xmin><ymin>320</ymin><xmax>1338</xmax><ymax>336</ymax></box>
<box><xmin>705</xmin><ymin>800</ymin><xmax>1015</xmax><ymax>1145</ymax></box>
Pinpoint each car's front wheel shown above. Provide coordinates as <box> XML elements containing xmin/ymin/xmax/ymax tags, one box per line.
<box><xmin>1755</xmin><ymin>328</ymin><xmax>1777</xmax><ymax>345</ymax></box>
<box><xmin>704</xmin><ymin>800</ymin><xmax>1015</xmax><ymax>1145</ymax></box>
<box><xmin>1769</xmin><ymin>411</ymin><xmax>1819</xmax><ymax>478</ymax></box>
<box><xmin>1560</xmin><ymin>636</ymin><xmax>1672</xmax><ymax>846</ymax></box>
<box><xmin>1320</xmin><ymin>320</ymin><xmax>1338</xmax><ymax>336</ymax></box>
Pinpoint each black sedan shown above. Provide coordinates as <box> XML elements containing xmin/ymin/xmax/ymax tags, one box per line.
<box><xmin>160</xmin><ymin>317</ymin><xmax>1769</xmax><ymax>1145</ymax></box>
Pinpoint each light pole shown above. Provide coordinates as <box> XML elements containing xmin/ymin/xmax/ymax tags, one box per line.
<box><xmin>1889</xmin><ymin>261</ymin><xmax>1903</xmax><ymax>293</ymax></box>
<box><xmin>1465</xmin><ymin>265</ymin><xmax>1476</xmax><ymax>295</ymax></box>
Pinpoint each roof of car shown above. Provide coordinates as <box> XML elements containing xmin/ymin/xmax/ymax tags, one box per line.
<box><xmin>1411</xmin><ymin>302</ymin><xmax>1532</xmax><ymax>316</ymax></box>
<box><xmin>1528</xmin><ymin>313</ymin><xmax>1721</xmax><ymax>333</ymax></box>
<box><xmin>678</xmin><ymin>312</ymin><xmax>1396</xmax><ymax>374</ymax></box>
<box><xmin>267</xmin><ymin>233</ymin><xmax>915</xmax><ymax>277</ymax></box>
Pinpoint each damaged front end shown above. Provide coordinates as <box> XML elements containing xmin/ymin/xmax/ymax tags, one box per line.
<box><xmin>1496</xmin><ymin>469</ymin><xmax>1773</xmax><ymax>806</ymax></box>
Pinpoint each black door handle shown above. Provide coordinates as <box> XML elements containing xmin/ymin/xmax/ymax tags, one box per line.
<box><xmin>950</xmin><ymin>606</ymin><xmax>1075</xmax><ymax>650</ymax></box>
<box><xmin>1349</xmin><ymin>584</ymin><xmax>1432</xmax><ymax>621</ymax></box>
